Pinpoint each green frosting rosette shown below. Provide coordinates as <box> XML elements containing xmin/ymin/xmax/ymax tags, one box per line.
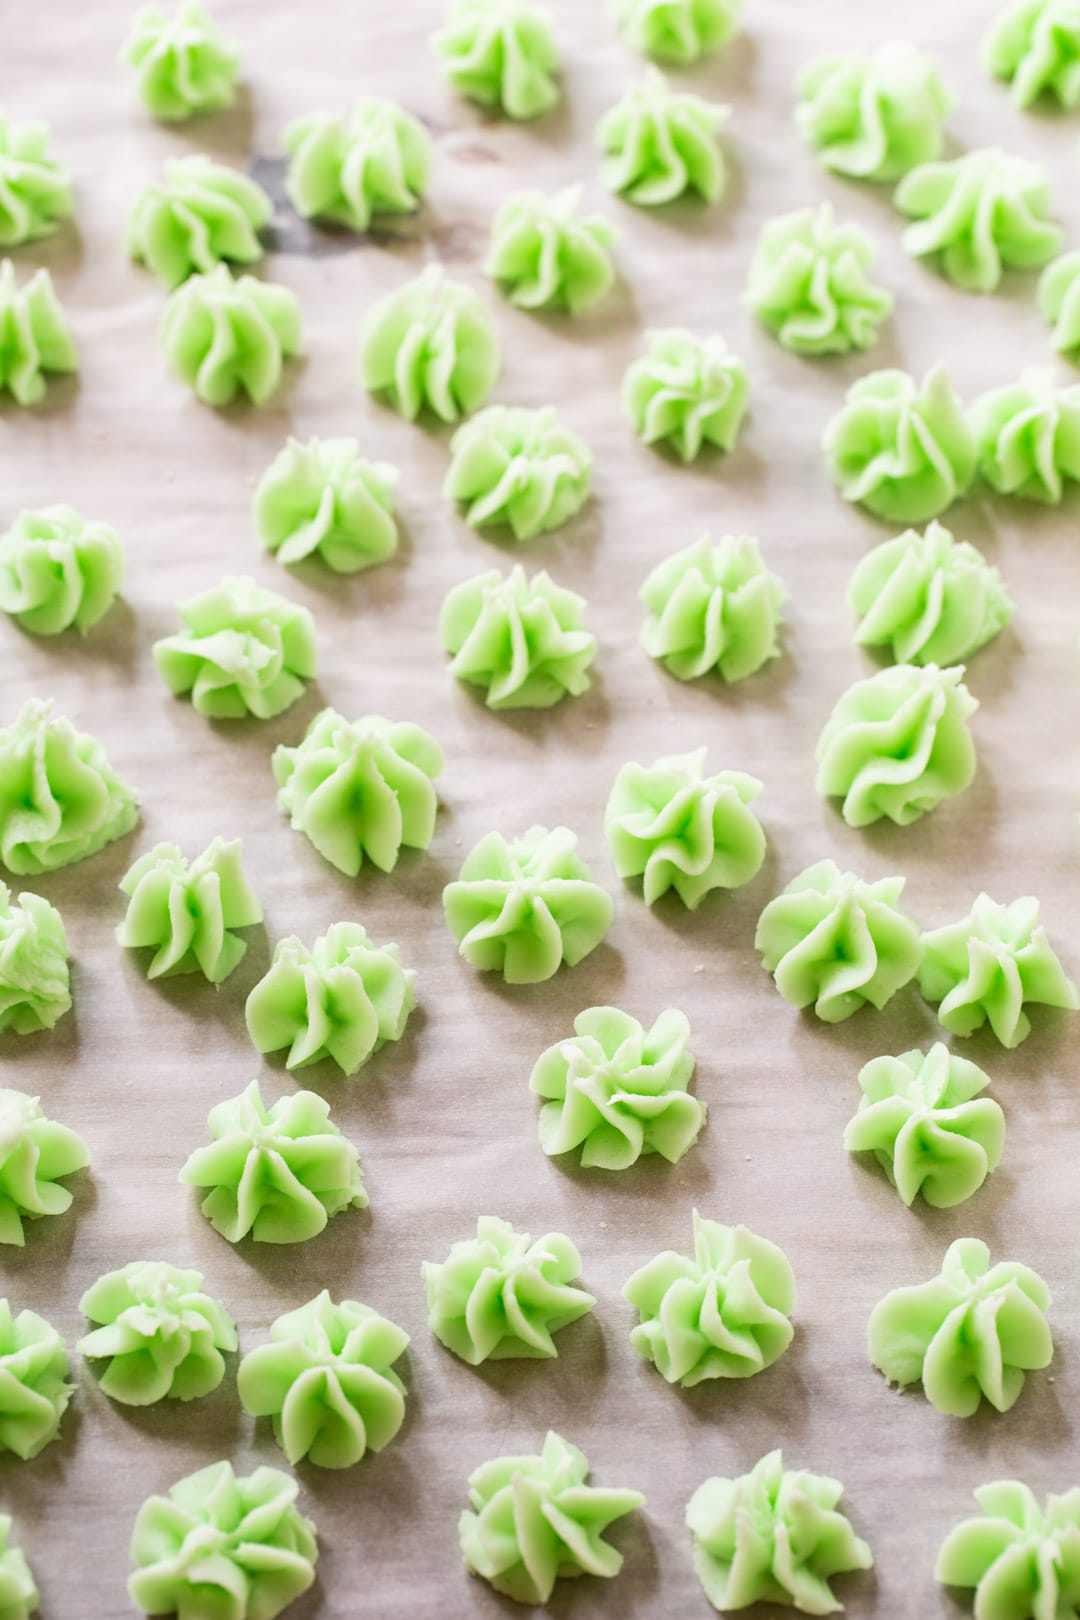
<box><xmin>254</xmin><ymin>437</ymin><xmax>398</xmax><ymax>575</ymax></box>
<box><xmin>433</xmin><ymin>0</ymin><xmax>561</xmax><ymax>120</ymax></box>
<box><xmin>461</xmin><ymin>1430</ymin><xmax>644</xmax><ymax>1605</ymax></box>
<box><xmin>444</xmin><ymin>405</ymin><xmax>591</xmax><ymax>542</ymax></box>
<box><xmin>78</xmin><ymin>1261</ymin><xmax>237</xmax><ymax>1406</ymax></box>
<box><xmin>598</xmin><ymin>68</ymin><xmax>728</xmax><ymax>206</ymax></box>
<box><xmin>0</xmin><ymin>1090</ymin><xmax>87</xmax><ymax>1246</ymax></box>
<box><xmin>605</xmin><ymin>748</ymin><xmax>765</xmax><ymax>909</ymax></box>
<box><xmin>824</xmin><ymin>364</ymin><xmax>976</xmax><ymax>524</ymax></box>
<box><xmin>1039</xmin><ymin>249</ymin><xmax>1080</xmax><ymax>358</ymax></box>
<box><xmin>816</xmin><ymin>662</ymin><xmax>978</xmax><ymax>829</ymax></box>
<box><xmin>161</xmin><ymin>265</ymin><xmax>301</xmax><ymax>407</ymax></box>
<box><xmin>869</xmin><ymin>1237</ymin><xmax>1052</xmax><ymax>1417</ymax></box>
<box><xmin>849</xmin><ymin>520</ymin><xmax>1012</xmax><ymax>667</ymax></box>
<box><xmin>0</xmin><ymin>699</ymin><xmax>137</xmax><ymax>875</ymax></box>
<box><xmin>358</xmin><ymin>266</ymin><xmax>500</xmax><ymax>424</ymax></box>
<box><xmin>937</xmin><ymin>1480</ymin><xmax>1080</xmax><ymax>1618</ymax></box>
<box><xmin>128</xmin><ymin>155</ymin><xmax>270</xmax><ymax>289</ymax></box>
<box><xmin>746</xmin><ymin>203</ymin><xmax>893</xmax><ymax>357</ymax></box>
<box><xmin>128</xmin><ymin>1462</ymin><xmax>318</xmax><ymax>1620</ymax></box>
<box><xmin>756</xmin><ymin>859</ymin><xmax>922</xmax><ymax>1023</ymax></box>
<box><xmin>0</xmin><ymin>261</ymin><xmax>76</xmax><ymax>407</ymax></box>
<box><xmin>971</xmin><ymin>369</ymin><xmax>1080</xmax><ymax>503</ymax></box>
<box><xmin>687</xmin><ymin>1449</ymin><xmax>873</xmax><ymax>1615</ymax></box>
<box><xmin>487</xmin><ymin>185</ymin><xmax>616</xmax><ymax>314</ymax></box>
<box><xmin>844</xmin><ymin>1043</ymin><xmax>1005</xmax><ymax>1209</ymax></box>
<box><xmin>0</xmin><ymin>886</ymin><xmax>71</xmax><ymax>1034</ymax></box>
<box><xmin>273</xmin><ymin>709</ymin><xmax>443</xmax><ymax>877</ymax></box>
<box><xmin>0</xmin><ymin>1515</ymin><xmax>37</xmax><ymax>1620</ymax></box>
<box><xmin>180</xmin><ymin>1079</ymin><xmax>367</xmax><ymax>1246</ymax></box>
<box><xmin>796</xmin><ymin>42</ymin><xmax>950</xmax><ymax>182</ymax></box>
<box><xmin>122</xmin><ymin>0</ymin><xmax>241</xmax><ymax>122</ymax></box>
<box><xmin>0</xmin><ymin>1299</ymin><xmax>72</xmax><ymax>1459</ymax></box>
<box><xmin>444</xmin><ymin>825</ymin><xmax>613</xmax><ymax>984</ymax></box>
<box><xmin>284</xmin><ymin>99</ymin><xmax>430</xmax><ymax>233</ymax></box>
<box><xmin>154</xmin><ymin>576</ymin><xmax>316</xmax><ymax>721</ymax></box>
<box><xmin>919</xmin><ymin>893</ymin><xmax>1079</xmax><ymax>1048</ymax></box>
<box><xmin>0</xmin><ymin>505</ymin><xmax>123</xmax><ymax>636</ymax></box>
<box><xmin>896</xmin><ymin>148</ymin><xmax>1062</xmax><ymax>293</ymax></box>
<box><xmin>985</xmin><ymin>0</ymin><xmax>1080</xmax><ymax>107</ymax></box>
<box><xmin>0</xmin><ymin>112</ymin><xmax>71</xmax><ymax>247</ymax></box>
<box><xmin>238</xmin><ymin>1291</ymin><xmax>409</xmax><ymax>1469</ymax></box>
<box><xmin>423</xmin><ymin>1215</ymin><xmax>594</xmax><ymax>1364</ymax></box>
<box><xmin>116</xmin><ymin>837</ymin><xmax>262</xmax><ymax>983</ymax></box>
<box><xmin>245</xmin><ymin>921</ymin><xmax>416</xmax><ymax>1076</ymax></box>
<box><xmin>440</xmin><ymin>565</ymin><xmax>596</xmax><ymax>709</ymax></box>
<box><xmin>530</xmin><ymin>1005</ymin><xmax>703</xmax><ymax>1170</ymax></box>
<box><xmin>613</xmin><ymin>0</ymin><xmax>740</xmax><ymax>64</ymax></box>
<box><xmin>640</xmin><ymin>533</ymin><xmax>786</xmax><ymax>684</ymax></box>
<box><xmin>624</xmin><ymin>328</ymin><xmax>748</xmax><ymax>462</ymax></box>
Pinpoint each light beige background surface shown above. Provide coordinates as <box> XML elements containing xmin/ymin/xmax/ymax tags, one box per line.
<box><xmin>3</xmin><ymin>0</ymin><xmax>1080</xmax><ymax>1615</ymax></box>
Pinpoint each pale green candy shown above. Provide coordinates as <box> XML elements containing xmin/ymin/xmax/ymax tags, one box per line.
<box><xmin>245</xmin><ymin>921</ymin><xmax>416</xmax><ymax>1076</ymax></box>
<box><xmin>238</xmin><ymin>1291</ymin><xmax>409</xmax><ymax>1469</ymax></box>
<box><xmin>756</xmin><ymin>859</ymin><xmax>922</xmax><ymax>1023</ymax></box>
<box><xmin>849</xmin><ymin>520</ymin><xmax>1012</xmax><ymax>666</ymax></box>
<box><xmin>746</xmin><ymin>203</ymin><xmax>893</xmax><ymax>357</ymax></box>
<box><xmin>487</xmin><ymin>185</ymin><xmax>616</xmax><ymax>314</ymax></box>
<box><xmin>433</xmin><ymin>0</ymin><xmax>561</xmax><ymax>120</ymax></box>
<box><xmin>823</xmin><ymin>364</ymin><xmax>976</xmax><ymax>524</ymax></box>
<box><xmin>613</xmin><ymin>0</ymin><xmax>740</xmax><ymax>64</ymax></box>
<box><xmin>116</xmin><ymin>838</ymin><xmax>262</xmax><ymax>983</ymax></box>
<box><xmin>284</xmin><ymin>100</ymin><xmax>430</xmax><ymax>233</ymax></box>
<box><xmin>624</xmin><ymin>328</ymin><xmax>748</xmax><ymax>462</ymax></box>
<box><xmin>816</xmin><ymin>662</ymin><xmax>978</xmax><ymax>828</ymax></box>
<box><xmin>0</xmin><ymin>505</ymin><xmax>123</xmax><ymax>636</ymax></box>
<box><xmin>530</xmin><ymin>1005</ymin><xmax>703</xmax><ymax>1170</ymax></box>
<box><xmin>0</xmin><ymin>112</ymin><xmax>71</xmax><ymax>247</ymax></box>
<box><xmin>0</xmin><ymin>1090</ymin><xmax>87</xmax><ymax>1246</ymax></box>
<box><xmin>255</xmin><ymin>438</ymin><xmax>398</xmax><ymax>574</ymax></box>
<box><xmin>937</xmin><ymin>1481</ymin><xmax>1080</xmax><ymax>1619</ymax></box>
<box><xmin>1039</xmin><ymin>249</ymin><xmax>1080</xmax><ymax>358</ymax></box>
<box><xmin>605</xmin><ymin>748</ymin><xmax>765</xmax><ymax>909</ymax></box>
<box><xmin>598</xmin><ymin>67</ymin><xmax>728</xmax><ymax>206</ymax></box>
<box><xmin>897</xmin><ymin>149</ymin><xmax>1061</xmax><ymax>293</ymax></box>
<box><xmin>461</xmin><ymin>1430</ymin><xmax>644</xmax><ymax>1605</ymax></box>
<box><xmin>0</xmin><ymin>260</ymin><xmax>76</xmax><ymax>407</ymax></box>
<box><xmin>358</xmin><ymin>266</ymin><xmax>500</xmax><ymax>424</ymax></box>
<box><xmin>180</xmin><ymin>1079</ymin><xmax>367</xmax><ymax>1246</ymax></box>
<box><xmin>78</xmin><ymin>1261</ymin><xmax>237</xmax><ymax>1407</ymax></box>
<box><xmin>273</xmin><ymin>709</ymin><xmax>444</xmax><ymax>877</ymax></box>
<box><xmin>869</xmin><ymin>1236</ymin><xmax>1052</xmax><ymax>1416</ymax></box>
<box><xmin>444</xmin><ymin>406</ymin><xmax>591</xmax><ymax>542</ymax></box>
<box><xmin>128</xmin><ymin>1462</ymin><xmax>318</xmax><ymax>1620</ymax></box>
<box><xmin>0</xmin><ymin>1299</ymin><xmax>72</xmax><ymax>1459</ymax></box>
<box><xmin>688</xmin><ymin>1449</ymin><xmax>873</xmax><ymax>1614</ymax></box>
<box><xmin>985</xmin><ymin>0</ymin><xmax>1080</xmax><ymax>107</ymax></box>
<box><xmin>844</xmin><ymin>1043</ymin><xmax>1005</xmax><ymax>1209</ymax></box>
<box><xmin>423</xmin><ymin>1215</ymin><xmax>594</xmax><ymax>1365</ymax></box>
<box><xmin>972</xmin><ymin>368</ymin><xmax>1080</xmax><ymax>502</ymax></box>
<box><xmin>796</xmin><ymin>42</ymin><xmax>950</xmax><ymax>182</ymax></box>
<box><xmin>444</xmin><ymin>825</ymin><xmax>613</xmax><ymax>984</ymax></box>
<box><xmin>154</xmin><ymin>576</ymin><xmax>316</xmax><ymax>721</ymax></box>
<box><xmin>0</xmin><ymin>699</ymin><xmax>137</xmax><ymax>875</ymax></box>
<box><xmin>0</xmin><ymin>1515</ymin><xmax>37</xmax><ymax>1619</ymax></box>
<box><xmin>128</xmin><ymin>155</ymin><xmax>270</xmax><ymax>289</ymax></box>
<box><xmin>640</xmin><ymin>533</ymin><xmax>786</xmax><ymax>683</ymax></box>
<box><xmin>919</xmin><ymin>893</ymin><xmax>1079</xmax><ymax>1048</ymax></box>
<box><xmin>0</xmin><ymin>886</ymin><xmax>70</xmax><ymax>1034</ymax></box>
<box><xmin>440</xmin><ymin>564</ymin><xmax>596</xmax><ymax>709</ymax></box>
<box><xmin>122</xmin><ymin>0</ymin><xmax>241</xmax><ymax>123</ymax></box>
<box><xmin>161</xmin><ymin>265</ymin><xmax>301</xmax><ymax>407</ymax></box>
<box><xmin>625</xmin><ymin>1210</ymin><xmax>795</xmax><ymax>1387</ymax></box>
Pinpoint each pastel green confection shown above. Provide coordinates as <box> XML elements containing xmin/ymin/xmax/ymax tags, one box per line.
<box><xmin>918</xmin><ymin>893</ymin><xmax>1079</xmax><ymax>1048</ymax></box>
<box><xmin>128</xmin><ymin>155</ymin><xmax>270</xmax><ymax>289</ymax></box>
<box><xmin>487</xmin><ymin>185</ymin><xmax>616</xmax><ymax>314</ymax></box>
<box><xmin>755</xmin><ymin>859</ymin><xmax>922</xmax><ymax>1023</ymax></box>
<box><xmin>848</xmin><ymin>520</ymin><xmax>1012</xmax><ymax>667</ymax></box>
<box><xmin>0</xmin><ymin>699</ymin><xmax>137</xmax><ymax>876</ymax></box>
<box><xmin>443</xmin><ymin>824</ymin><xmax>613</xmax><ymax>984</ymax></box>
<box><xmin>0</xmin><ymin>886</ymin><xmax>71</xmax><ymax>1034</ymax></box>
<box><xmin>238</xmin><ymin>1290</ymin><xmax>409</xmax><ymax>1469</ymax></box>
<box><xmin>444</xmin><ymin>405</ymin><xmax>591</xmax><ymax>541</ymax></box>
<box><xmin>0</xmin><ymin>1090</ymin><xmax>87</xmax><ymax>1246</ymax></box>
<box><xmin>844</xmin><ymin>1043</ymin><xmax>1005</xmax><ymax>1209</ymax></box>
<box><xmin>640</xmin><ymin>533</ymin><xmax>786</xmax><ymax>683</ymax></box>
<box><xmin>272</xmin><ymin>709</ymin><xmax>443</xmax><ymax>877</ymax></box>
<box><xmin>0</xmin><ymin>1299</ymin><xmax>72</xmax><ymax>1459</ymax></box>
<box><xmin>440</xmin><ymin>565</ymin><xmax>596</xmax><ymax>709</ymax></box>
<box><xmin>796</xmin><ymin>42</ymin><xmax>950</xmax><ymax>182</ymax></box>
<box><xmin>897</xmin><ymin>149</ymin><xmax>1062</xmax><ymax>294</ymax></box>
<box><xmin>598</xmin><ymin>68</ymin><xmax>728</xmax><ymax>206</ymax></box>
<box><xmin>0</xmin><ymin>261</ymin><xmax>76</xmax><ymax>407</ymax></box>
<box><xmin>746</xmin><ymin>203</ymin><xmax>893</xmax><ymax>357</ymax></box>
<box><xmin>245</xmin><ymin>921</ymin><xmax>415</xmax><ymax>1076</ymax></box>
<box><xmin>283</xmin><ymin>99</ymin><xmax>430</xmax><ymax>233</ymax></box>
<box><xmin>254</xmin><ymin>437</ymin><xmax>398</xmax><ymax>574</ymax></box>
<box><xmin>971</xmin><ymin>369</ymin><xmax>1080</xmax><ymax>502</ymax></box>
<box><xmin>613</xmin><ymin>0</ymin><xmax>740</xmax><ymax>64</ymax></box>
<box><xmin>433</xmin><ymin>0</ymin><xmax>561</xmax><ymax>121</ymax></box>
<box><xmin>179</xmin><ymin>1079</ymin><xmax>367</xmax><ymax>1246</ymax></box>
<box><xmin>823</xmin><ymin>364</ymin><xmax>976</xmax><ymax>524</ymax></box>
<box><xmin>116</xmin><ymin>838</ymin><xmax>262</xmax><ymax>983</ymax></box>
<box><xmin>624</xmin><ymin>328</ymin><xmax>748</xmax><ymax>462</ymax></box>
<box><xmin>78</xmin><ymin>1261</ymin><xmax>237</xmax><ymax>1406</ymax></box>
<box><xmin>936</xmin><ymin>1480</ymin><xmax>1080</xmax><ymax>1619</ymax></box>
<box><xmin>868</xmin><ymin>1237</ymin><xmax>1052</xmax><ymax>1416</ymax></box>
<box><xmin>687</xmin><ymin>1448</ymin><xmax>873</xmax><ymax>1615</ymax></box>
<box><xmin>358</xmin><ymin>266</ymin><xmax>500</xmax><ymax>424</ymax></box>
<box><xmin>122</xmin><ymin>0</ymin><xmax>241</xmax><ymax>123</ymax></box>
<box><xmin>984</xmin><ymin>0</ymin><xmax>1080</xmax><ymax>107</ymax></box>
<box><xmin>154</xmin><ymin>576</ymin><xmax>316</xmax><ymax>721</ymax></box>
<box><xmin>161</xmin><ymin>265</ymin><xmax>301</xmax><ymax>406</ymax></box>
<box><xmin>1038</xmin><ymin>249</ymin><xmax>1080</xmax><ymax>358</ymax></box>
<box><xmin>605</xmin><ymin>748</ymin><xmax>765</xmax><ymax>909</ymax></box>
<box><xmin>0</xmin><ymin>1515</ymin><xmax>38</xmax><ymax>1620</ymax></box>
<box><xmin>0</xmin><ymin>112</ymin><xmax>72</xmax><ymax>247</ymax></box>
<box><xmin>816</xmin><ymin>662</ymin><xmax>977</xmax><ymax>829</ymax></box>
<box><xmin>423</xmin><ymin>1215</ymin><xmax>594</xmax><ymax>1364</ymax></box>
<box><xmin>0</xmin><ymin>506</ymin><xmax>123</xmax><ymax>636</ymax></box>
<box><xmin>460</xmin><ymin>1430</ymin><xmax>644</xmax><ymax>1605</ymax></box>
<box><xmin>128</xmin><ymin>1462</ymin><xmax>317</xmax><ymax>1620</ymax></box>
